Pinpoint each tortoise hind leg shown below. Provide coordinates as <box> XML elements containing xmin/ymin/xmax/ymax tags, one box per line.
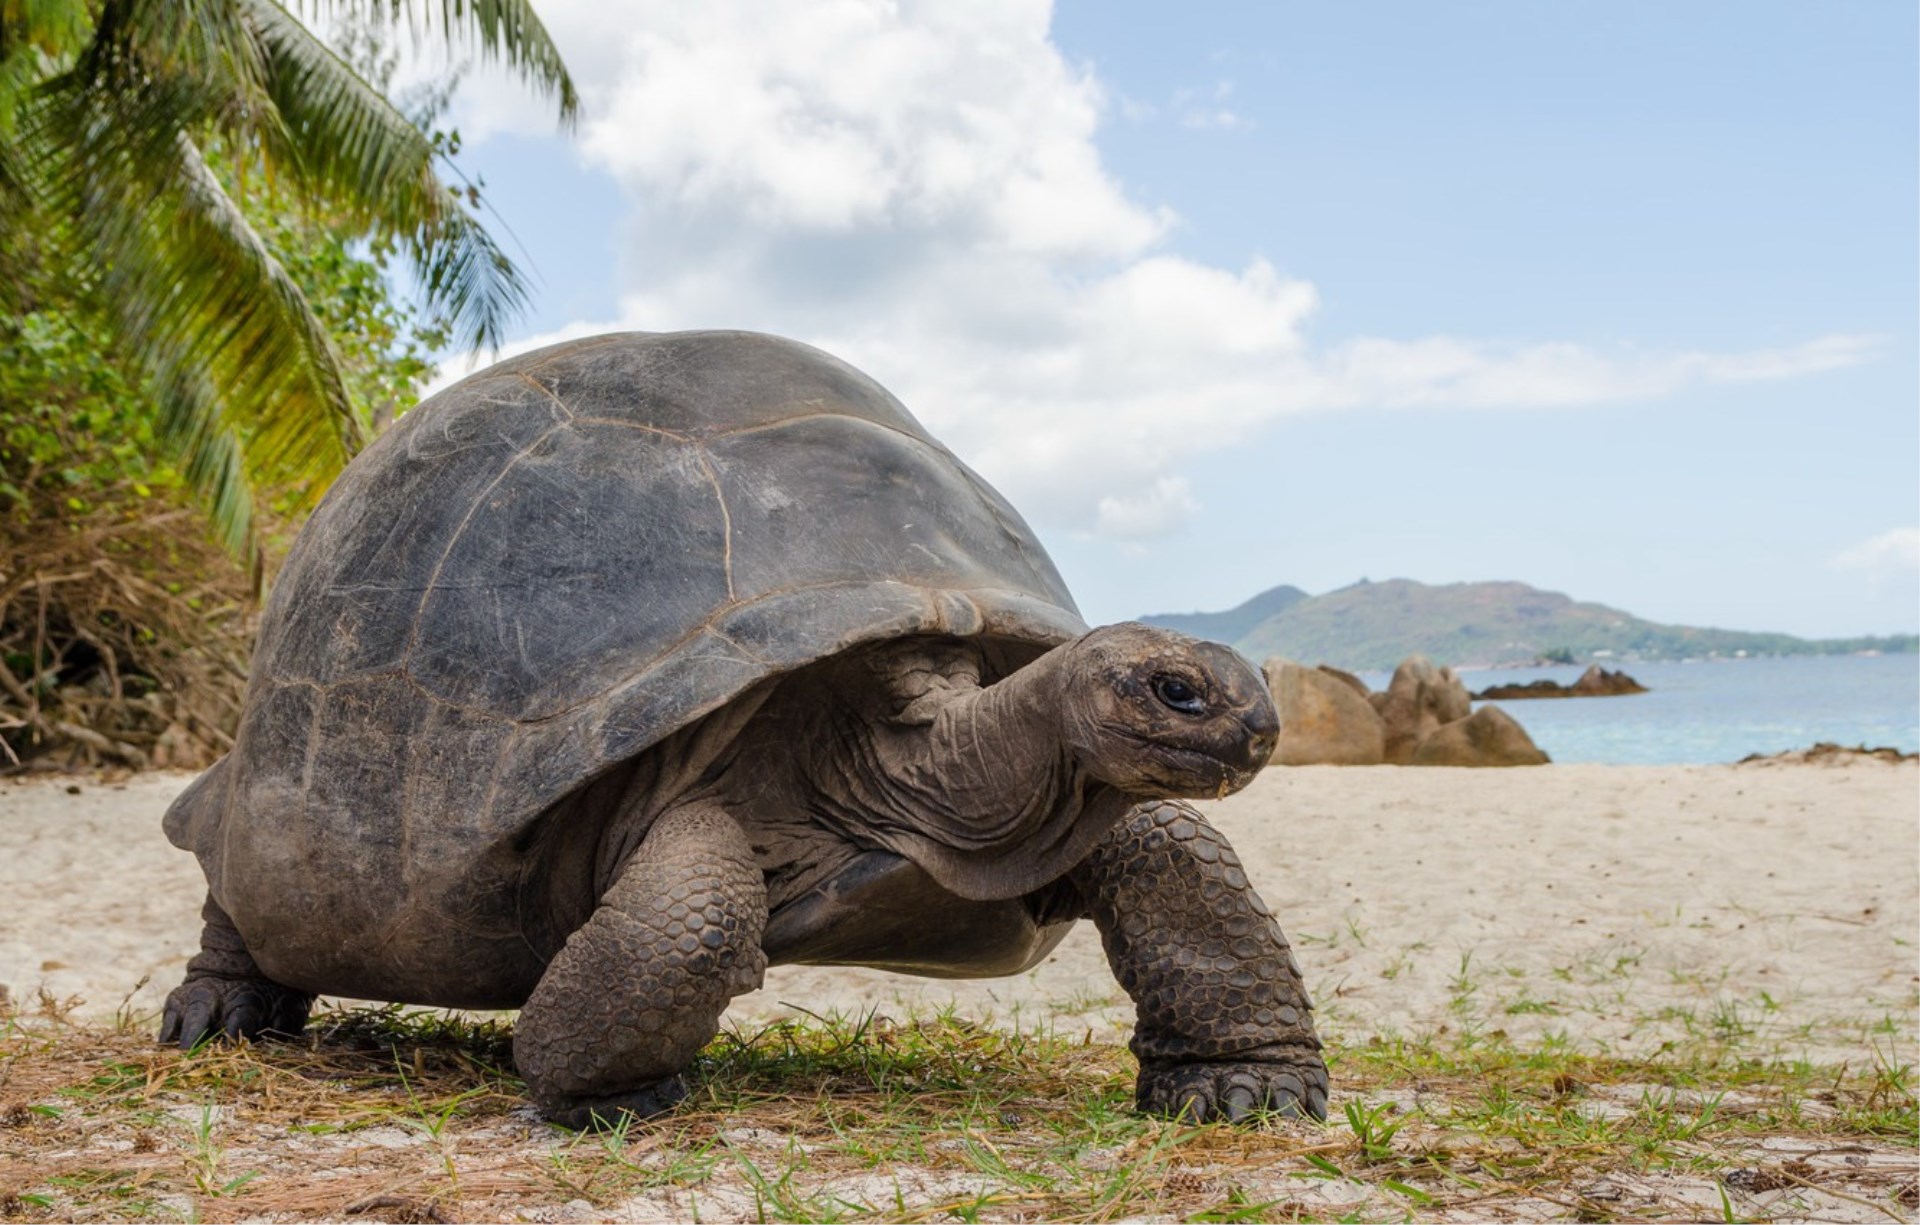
<box><xmin>160</xmin><ymin>894</ymin><xmax>313</xmax><ymax>1048</ymax></box>
<box><xmin>513</xmin><ymin>801</ymin><xmax>768</xmax><ymax>1130</ymax></box>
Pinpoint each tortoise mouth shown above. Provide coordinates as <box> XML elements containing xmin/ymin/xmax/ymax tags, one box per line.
<box><xmin>1109</xmin><ymin>728</ymin><xmax>1256</xmax><ymax>798</ymax></box>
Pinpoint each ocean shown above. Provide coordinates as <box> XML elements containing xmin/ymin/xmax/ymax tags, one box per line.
<box><xmin>1359</xmin><ymin>653</ymin><xmax>1918</xmax><ymax>766</ymax></box>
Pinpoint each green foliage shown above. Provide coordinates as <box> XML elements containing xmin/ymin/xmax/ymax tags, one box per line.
<box><xmin>0</xmin><ymin>1</ymin><xmax>89</xmax><ymax>143</ymax></box>
<box><xmin>0</xmin><ymin>295</ymin><xmax>165</xmax><ymax>508</ymax></box>
<box><xmin>209</xmin><ymin>131</ymin><xmax>453</xmax><ymax>435</ymax></box>
<box><xmin>0</xmin><ymin>0</ymin><xmax>575</xmax><ymax>563</ymax></box>
<box><xmin>0</xmin><ymin>13</ymin><xmax>507</xmax><ymax>764</ymax></box>
<box><xmin>1</xmin><ymin>124</ymin><xmax>450</xmax><ymax>548</ymax></box>
<box><xmin>1342</xmin><ymin>1098</ymin><xmax>1403</xmax><ymax>1163</ymax></box>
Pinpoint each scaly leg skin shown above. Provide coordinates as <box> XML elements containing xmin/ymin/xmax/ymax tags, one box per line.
<box><xmin>513</xmin><ymin>801</ymin><xmax>768</xmax><ymax>1130</ymax></box>
<box><xmin>1070</xmin><ymin>799</ymin><xmax>1328</xmax><ymax>1124</ymax></box>
<box><xmin>159</xmin><ymin>893</ymin><xmax>313</xmax><ymax>1048</ymax></box>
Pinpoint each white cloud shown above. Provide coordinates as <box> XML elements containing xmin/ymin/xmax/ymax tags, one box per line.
<box><xmin>430</xmin><ymin>0</ymin><xmax>1881</xmax><ymax>542</ymax></box>
<box><xmin>573</xmin><ymin>1</ymin><xmax>1166</xmax><ymax>259</ymax></box>
<box><xmin>1096</xmin><ymin>475</ymin><xmax>1202</xmax><ymax>542</ymax></box>
<box><xmin>1834</xmin><ymin>528</ymin><xmax>1920</xmax><ymax>574</ymax></box>
<box><xmin>1309</xmin><ymin>333</ymin><xmax>1880</xmax><ymax>409</ymax></box>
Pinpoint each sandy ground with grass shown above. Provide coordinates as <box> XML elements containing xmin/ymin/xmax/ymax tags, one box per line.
<box><xmin>3</xmin><ymin>760</ymin><xmax>1916</xmax><ymax>1223</ymax></box>
<box><xmin>4</xmin><ymin>760</ymin><xmax>1915</xmax><ymax>1063</ymax></box>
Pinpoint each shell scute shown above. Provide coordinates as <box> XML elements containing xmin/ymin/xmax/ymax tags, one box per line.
<box><xmin>262</xmin><ymin>379</ymin><xmax>568</xmax><ymax>686</ymax></box>
<box><xmin>520</xmin><ymin>330</ymin><xmax>914</xmax><ymax>439</ymax></box>
<box><xmin>584</xmin><ymin>627</ymin><xmax>770</xmax><ymax>763</ymax></box>
<box><xmin>712</xmin><ymin>582</ymin><xmax>945</xmax><ymax>671</ymax></box>
<box><xmin>405</xmin><ymin>421</ymin><xmax>728</xmax><ymax>720</ymax></box>
<box><xmin>402</xmin><ymin>697</ymin><xmax>517</xmax><ymax>849</ymax></box>
<box><xmin>705</xmin><ymin>416</ymin><xmax>1056</xmax><ymax>602</ymax></box>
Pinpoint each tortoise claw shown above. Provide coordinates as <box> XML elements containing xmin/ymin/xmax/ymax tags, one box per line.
<box><xmin>159</xmin><ymin>976</ymin><xmax>310</xmax><ymax>1051</ymax></box>
<box><xmin>221</xmin><ymin>990</ymin><xmax>264</xmax><ymax>1041</ymax></box>
<box><xmin>1138</xmin><ymin>1057</ymin><xmax>1329</xmax><ymax>1125</ymax></box>
<box><xmin>541</xmin><ymin>1075</ymin><xmax>688</xmax><ymax>1131</ymax></box>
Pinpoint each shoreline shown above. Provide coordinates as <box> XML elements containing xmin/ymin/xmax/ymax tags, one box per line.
<box><xmin>1445</xmin><ymin>647</ymin><xmax>1919</xmax><ymax>672</ymax></box>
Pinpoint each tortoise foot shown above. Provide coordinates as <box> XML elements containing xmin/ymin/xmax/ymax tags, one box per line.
<box><xmin>1138</xmin><ymin>1053</ymin><xmax>1329</xmax><ymax>1124</ymax></box>
<box><xmin>158</xmin><ymin>974</ymin><xmax>312</xmax><ymax>1050</ymax></box>
<box><xmin>541</xmin><ymin>1075</ymin><xmax>688</xmax><ymax>1130</ymax></box>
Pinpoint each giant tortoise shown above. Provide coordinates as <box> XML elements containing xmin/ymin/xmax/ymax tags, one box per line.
<box><xmin>161</xmin><ymin>331</ymin><xmax>1328</xmax><ymax>1127</ymax></box>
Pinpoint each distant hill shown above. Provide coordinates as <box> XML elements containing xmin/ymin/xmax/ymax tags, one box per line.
<box><xmin>1141</xmin><ymin>579</ymin><xmax>1919</xmax><ymax>672</ymax></box>
<box><xmin>1138</xmin><ymin>584</ymin><xmax>1309</xmax><ymax>643</ymax></box>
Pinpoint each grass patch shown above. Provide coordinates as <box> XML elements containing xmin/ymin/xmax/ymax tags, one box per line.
<box><xmin>0</xmin><ymin>1000</ymin><xmax>1913</xmax><ymax>1222</ymax></box>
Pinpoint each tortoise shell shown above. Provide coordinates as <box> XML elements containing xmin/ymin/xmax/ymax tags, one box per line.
<box><xmin>164</xmin><ymin>331</ymin><xmax>1084</xmax><ymax>993</ymax></box>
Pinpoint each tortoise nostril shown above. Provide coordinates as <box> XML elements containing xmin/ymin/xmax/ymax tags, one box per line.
<box><xmin>1232</xmin><ymin>721</ymin><xmax>1279</xmax><ymax>773</ymax></box>
<box><xmin>1245</xmin><ymin>704</ymin><xmax>1280</xmax><ymax>744</ymax></box>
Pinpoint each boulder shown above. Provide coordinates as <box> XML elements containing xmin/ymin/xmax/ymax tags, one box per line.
<box><xmin>1369</xmin><ymin>655</ymin><xmax>1473</xmax><ymax>764</ymax></box>
<box><xmin>1472</xmin><ymin>678</ymin><xmax>1565</xmax><ymax>700</ymax></box>
<box><xmin>1736</xmin><ymin>742</ymin><xmax>1916</xmax><ymax>766</ymax></box>
<box><xmin>1475</xmin><ymin>664</ymin><xmax>1648</xmax><ymax>700</ymax></box>
<box><xmin>1316</xmin><ymin>664</ymin><xmax>1372</xmax><ymax>699</ymax></box>
<box><xmin>1411</xmin><ymin>705</ymin><xmax>1551</xmax><ymax>767</ymax></box>
<box><xmin>1261</xmin><ymin>657</ymin><xmax>1387</xmax><ymax>765</ymax></box>
<box><xmin>1570</xmin><ymin>665</ymin><xmax>1648</xmax><ymax>696</ymax></box>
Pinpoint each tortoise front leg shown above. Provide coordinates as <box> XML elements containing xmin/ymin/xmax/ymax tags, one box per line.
<box><xmin>513</xmin><ymin>800</ymin><xmax>768</xmax><ymax>1130</ymax></box>
<box><xmin>1069</xmin><ymin>800</ymin><xmax>1327</xmax><ymax>1123</ymax></box>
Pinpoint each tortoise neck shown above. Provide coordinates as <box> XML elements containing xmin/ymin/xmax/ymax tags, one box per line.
<box><xmin>817</xmin><ymin>636</ymin><xmax>1136</xmax><ymax>902</ymax></box>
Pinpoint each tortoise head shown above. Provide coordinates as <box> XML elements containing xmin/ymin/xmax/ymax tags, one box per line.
<box><xmin>1057</xmin><ymin>623</ymin><xmax>1279</xmax><ymax>799</ymax></box>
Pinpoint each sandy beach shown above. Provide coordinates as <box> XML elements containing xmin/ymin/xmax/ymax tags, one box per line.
<box><xmin>5</xmin><ymin>760</ymin><xmax>1914</xmax><ymax>1064</ymax></box>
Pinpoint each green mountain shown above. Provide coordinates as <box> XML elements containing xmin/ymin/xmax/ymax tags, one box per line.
<box><xmin>1142</xmin><ymin>578</ymin><xmax>1919</xmax><ymax>671</ymax></box>
<box><xmin>1138</xmin><ymin>584</ymin><xmax>1309</xmax><ymax>643</ymax></box>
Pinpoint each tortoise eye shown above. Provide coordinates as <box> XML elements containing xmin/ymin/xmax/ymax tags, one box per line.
<box><xmin>1152</xmin><ymin>675</ymin><xmax>1206</xmax><ymax>715</ymax></box>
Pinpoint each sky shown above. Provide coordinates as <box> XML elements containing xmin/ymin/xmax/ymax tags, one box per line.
<box><xmin>400</xmin><ymin>0</ymin><xmax>1916</xmax><ymax>639</ymax></box>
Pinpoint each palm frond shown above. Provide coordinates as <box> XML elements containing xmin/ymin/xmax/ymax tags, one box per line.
<box><xmin>300</xmin><ymin>0</ymin><xmax>576</xmax><ymax>124</ymax></box>
<box><xmin>26</xmin><ymin>67</ymin><xmax>365</xmax><ymax>537</ymax></box>
<box><xmin>154</xmin><ymin>368</ymin><xmax>260</xmax><ymax>570</ymax></box>
<box><xmin>8</xmin><ymin>0</ymin><xmax>573</xmax><ymax>564</ymax></box>
<box><xmin>246</xmin><ymin>0</ymin><xmax>440</xmax><ymax>225</ymax></box>
<box><xmin>77</xmin><ymin>0</ymin><xmax>297</xmax><ymax>198</ymax></box>
<box><xmin>163</xmin><ymin>131</ymin><xmax>369</xmax><ymax>472</ymax></box>
<box><xmin>0</xmin><ymin>0</ymin><xmax>93</xmax><ymax>125</ymax></box>
<box><xmin>407</xmin><ymin>198</ymin><xmax>526</xmax><ymax>349</ymax></box>
<box><xmin>0</xmin><ymin>0</ymin><xmax>90</xmax><ymax>251</ymax></box>
<box><xmin>79</xmin><ymin>0</ymin><xmax>257</xmax><ymax>103</ymax></box>
<box><xmin>247</xmin><ymin>0</ymin><xmax>530</xmax><ymax>347</ymax></box>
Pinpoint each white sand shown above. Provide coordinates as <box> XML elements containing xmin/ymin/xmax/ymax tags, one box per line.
<box><xmin>3</xmin><ymin>762</ymin><xmax>1914</xmax><ymax>1063</ymax></box>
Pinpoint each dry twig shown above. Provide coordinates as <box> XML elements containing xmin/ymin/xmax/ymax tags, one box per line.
<box><xmin>0</xmin><ymin>482</ymin><xmax>257</xmax><ymax>772</ymax></box>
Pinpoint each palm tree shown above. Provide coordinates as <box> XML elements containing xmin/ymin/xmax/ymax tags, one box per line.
<box><xmin>0</xmin><ymin>0</ymin><xmax>576</xmax><ymax>564</ymax></box>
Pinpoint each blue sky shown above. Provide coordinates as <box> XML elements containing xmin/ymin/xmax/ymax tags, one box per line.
<box><xmin>417</xmin><ymin>1</ymin><xmax>1917</xmax><ymax>640</ymax></box>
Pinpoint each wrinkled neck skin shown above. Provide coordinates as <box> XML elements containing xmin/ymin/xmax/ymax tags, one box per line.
<box><xmin>804</xmin><ymin>638</ymin><xmax>1137</xmax><ymax>902</ymax></box>
<box><xmin>573</xmin><ymin>637</ymin><xmax>1135</xmax><ymax>918</ymax></box>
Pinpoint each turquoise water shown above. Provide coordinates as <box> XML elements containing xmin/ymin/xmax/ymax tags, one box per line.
<box><xmin>1360</xmin><ymin>653</ymin><xmax>1918</xmax><ymax>766</ymax></box>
